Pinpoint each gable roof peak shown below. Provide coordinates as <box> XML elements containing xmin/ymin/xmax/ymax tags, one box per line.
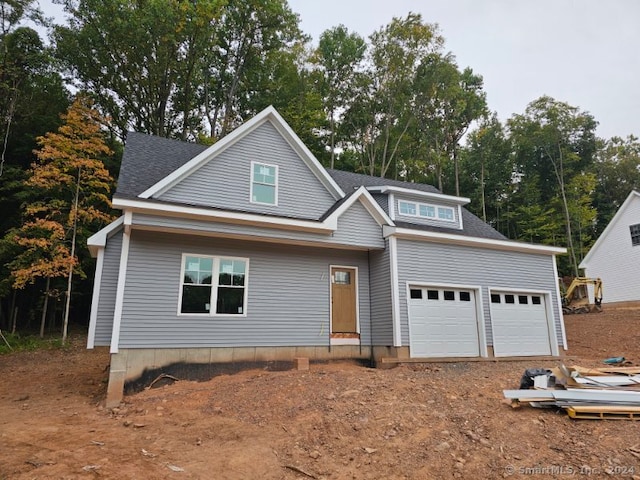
<box><xmin>138</xmin><ymin>106</ymin><xmax>345</xmax><ymax>200</ymax></box>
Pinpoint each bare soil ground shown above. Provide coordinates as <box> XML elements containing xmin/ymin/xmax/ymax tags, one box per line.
<box><xmin>2</xmin><ymin>308</ymin><xmax>640</xmax><ymax>480</ymax></box>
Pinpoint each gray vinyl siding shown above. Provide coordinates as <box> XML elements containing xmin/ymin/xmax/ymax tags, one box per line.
<box><xmin>393</xmin><ymin>195</ymin><xmax>462</xmax><ymax>229</ymax></box>
<box><xmin>395</xmin><ymin>239</ymin><xmax>563</xmax><ymax>346</ymax></box>
<box><xmin>331</xmin><ymin>201</ymin><xmax>385</xmax><ymax>248</ymax></box>
<box><xmin>94</xmin><ymin>230</ymin><xmax>123</xmax><ymax>346</ymax></box>
<box><xmin>158</xmin><ymin>121</ymin><xmax>337</xmax><ymax>219</ymax></box>
<box><xmin>117</xmin><ymin>230</ymin><xmax>372</xmax><ymax>348</ymax></box>
<box><xmin>132</xmin><ymin>208</ymin><xmax>384</xmax><ymax>249</ymax></box>
<box><xmin>369</xmin><ymin>241</ymin><xmax>393</xmax><ymax>344</ymax></box>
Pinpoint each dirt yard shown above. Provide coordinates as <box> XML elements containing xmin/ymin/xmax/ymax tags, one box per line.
<box><xmin>2</xmin><ymin>308</ymin><xmax>640</xmax><ymax>480</ymax></box>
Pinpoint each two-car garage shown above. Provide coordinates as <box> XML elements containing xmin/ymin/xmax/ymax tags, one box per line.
<box><xmin>407</xmin><ymin>285</ymin><xmax>557</xmax><ymax>358</ymax></box>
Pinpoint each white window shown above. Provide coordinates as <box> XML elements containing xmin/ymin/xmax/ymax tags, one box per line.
<box><xmin>179</xmin><ymin>254</ymin><xmax>249</xmax><ymax>315</ymax></box>
<box><xmin>398</xmin><ymin>199</ymin><xmax>455</xmax><ymax>222</ymax></box>
<box><xmin>398</xmin><ymin>201</ymin><xmax>417</xmax><ymax>216</ymax></box>
<box><xmin>419</xmin><ymin>204</ymin><xmax>435</xmax><ymax>218</ymax></box>
<box><xmin>251</xmin><ymin>162</ymin><xmax>278</xmax><ymax>205</ymax></box>
<box><xmin>437</xmin><ymin>206</ymin><xmax>455</xmax><ymax>221</ymax></box>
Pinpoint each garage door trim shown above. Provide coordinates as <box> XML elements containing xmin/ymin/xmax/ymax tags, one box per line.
<box><xmin>488</xmin><ymin>288</ymin><xmax>559</xmax><ymax>357</ymax></box>
<box><xmin>406</xmin><ymin>282</ymin><xmax>488</xmax><ymax>358</ymax></box>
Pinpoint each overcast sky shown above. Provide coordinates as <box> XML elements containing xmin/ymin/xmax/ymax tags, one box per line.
<box><xmin>41</xmin><ymin>0</ymin><xmax>639</xmax><ymax>140</ymax></box>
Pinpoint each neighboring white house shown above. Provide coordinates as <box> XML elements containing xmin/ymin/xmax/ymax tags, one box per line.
<box><xmin>580</xmin><ymin>190</ymin><xmax>640</xmax><ymax>304</ymax></box>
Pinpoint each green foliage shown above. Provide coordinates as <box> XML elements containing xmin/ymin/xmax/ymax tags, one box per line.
<box><xmin>0</xmin><ymin>331</ymin><xmax>63</xmax><ymax>355</ymax></box>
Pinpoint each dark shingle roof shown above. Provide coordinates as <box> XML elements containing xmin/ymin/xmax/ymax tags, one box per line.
<box><xmin>327</xmin><ymin>168</ymin><xmax>441</xmax><ymax>194</ymax></box>
<box><xmin>115</xmin><ymin>131</ymin><xmax>208</xmax><ymax>198</ymax></box>
<box><xmin>326</xmin><ymin>168</ymin><xmax>507</xmax><ymax>241</ymax></box>
<box><xmin>114</xmin><ymin>133</ymin><xmax>506</xmax><ymax>241</ymax></box>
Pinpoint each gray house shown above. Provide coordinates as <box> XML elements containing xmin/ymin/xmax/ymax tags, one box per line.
<box><xmin>88</xmin><ymin>107</ymin><xmax>567</xmax><ymax>406</ymax></box>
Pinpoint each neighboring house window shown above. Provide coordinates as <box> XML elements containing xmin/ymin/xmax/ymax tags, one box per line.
<box><xmin>398</xmin><ymin>200</ymin><xmax>455</xmax><ymax>222</ymax></box>
<box><xmin>251</xmin><ymin>162</ymin><xmax>278</xmax><ymax>205</ymax></box>
<box><xmin>398</xmin><ymin>201</ymin><xmax>417</xmax><ymax>216</ymax></box>
<box><xmin>631</xmin><ymin>224</ymin><xmax>640</xmax><ymax>246</ymax></box>
<box><xmin>180</xmin><ymin>255</ymin><xmax>248</xmax><ymax>315</ymax></box>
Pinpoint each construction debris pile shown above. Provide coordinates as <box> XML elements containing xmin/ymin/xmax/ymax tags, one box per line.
<box><xmin>504</xmin><ymin>365</ymin><xmax>640</xmax><ymax>420</ymax></box>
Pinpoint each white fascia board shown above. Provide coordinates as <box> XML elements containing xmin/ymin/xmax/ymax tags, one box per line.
<box><xmin>139</xmin><ymin>106</ymin><xmax>345</xmax><ymax>200</ymax></box>
<box><xmin>266</xmin><ymin>107</ymin><xmax>345</xmax><ymax>200</ymax></box>
<box><xmin>384</xmin><ymin>226</ymin><xmax>567</xmax><ymax>255</ymax></box>
<box><xmin>579</xmin><ymin>190</ymin><xmax>640</xmax><ymax>268</ymax></box>
<box><xmin>367</xmin><ymin>185</ymin><xmax>470</xmax><ymax>205</ymax></box>
<box><xmin>113</xmin><ymin>197</ymin><xmax>335</xmax><ymax>234</ymax></box>
<box><xmin>325</xmin><ymin>186</ymin><xmax>394</xmax><ymax>227</ymax></box>
<box><xmin>87</xmin><ymin>216</ymin><xmax>125</xmax><ymax>257</ymax></box>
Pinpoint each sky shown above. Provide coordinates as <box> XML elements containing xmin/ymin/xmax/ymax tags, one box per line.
<box><xmin>40</xmin><ymin>0</ymin><xmax>639</xmax><ymax>140</ymax></box>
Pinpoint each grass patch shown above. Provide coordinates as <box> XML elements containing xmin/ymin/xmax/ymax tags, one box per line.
<box><xmin>0</xmin><ymin>332</ymin><xmax>64</xmax><ymax>355</ymax></box>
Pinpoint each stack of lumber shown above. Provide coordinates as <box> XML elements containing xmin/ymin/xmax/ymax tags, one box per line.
<box><xmin>504</xmin><ymin>365</ymin><xmax>640</xmax><ymax>420</ymax></box>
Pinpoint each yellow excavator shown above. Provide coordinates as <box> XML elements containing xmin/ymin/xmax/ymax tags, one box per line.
<box><xmin>560</xmin><ymin>277</ymin><xmax>603</xmax><ymax>314</ymax></box>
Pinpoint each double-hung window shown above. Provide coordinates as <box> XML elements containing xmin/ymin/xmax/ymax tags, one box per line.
<box><xmin>251</xmin><ymin>162</ymin><xmax>278</xmax><ymax>205</ymax></box>
<box><xmin>180</xmin><ymin>255</ymin><xmax>249</xmax><ymax>315</ymax></box>
<box><xmin>630</xmin><ymin>224</ymin><xmax>640</xmax><ymax>246</ymax></box>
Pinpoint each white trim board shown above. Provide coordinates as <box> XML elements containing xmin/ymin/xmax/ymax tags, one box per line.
<box><xmin>139</xmin><ymin>106</ymin><xmax>345</xmax><ymax>201</ymax></box>
<box><xmin>329</xmin><ymin>264</ymin><xmax>361</xmax><ymax>336</ymax></box>
<box><xmin>86</xmin><ymin>248</ymin><xmax>105</xmax><ymax>349</ymax></box>
<box><xmin>109</xmin><ymin>229</ymin><xmax>131</xmax><ymax>354</ymax></box>
<box><xmin>383</xmin><ymin>226</ymin><xmax>566</xmax><ymax>255</ymax></box>
<box><xmin>366</xmin><ymin>185</ymin><xmax>470</xmax><ymax>205</ymax></box>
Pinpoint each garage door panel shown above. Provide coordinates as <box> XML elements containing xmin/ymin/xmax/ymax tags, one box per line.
<box><xmin>408</xmin><ymin>288</ymin><xmax>480</xmax><ymax>358</ymax></box>
<box><xmin>491</xmin><ymin>292</ymin><xmax>552</xmax><ymax>357</ymax></box>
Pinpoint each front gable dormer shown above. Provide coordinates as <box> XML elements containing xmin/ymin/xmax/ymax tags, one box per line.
<box><xmin>366</xmin><ymin>186</ymin><xmax>470</xmax><ymax>231</ymax></box>
<box><xmin>140</xmin><ymin>107</ymin><xmax>344</xmax><ymax>220</ymax></box>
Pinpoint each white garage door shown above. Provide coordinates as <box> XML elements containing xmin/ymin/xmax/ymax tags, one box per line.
<box><xmin>490</xmin><ymin>292</ymin><xmax>552</xmax><ymax>357</ymax></box>
<box><xmin>408</xmin><ymin>286</ymin><xmax>480</xmax><ymax>357</ymax></box>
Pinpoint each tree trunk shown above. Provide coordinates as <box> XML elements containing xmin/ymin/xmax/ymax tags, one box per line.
<box><xmin>40</xmin><ymin>277</ymin><xmax>50</xmax><ymax>338</ymax></box>
<box><xmin>11</xmin><ymin>307</ymin><xmax>18</xmax><ymax>334</ymax></box>
<box><xmin>62</xmin><ymin>169</ymin><xmax>81</xmax><ymax>345</ymax></box>
<box><xmin>480</xmin><ymin>158</ymin><xmax>487</xmax><ymax>222</ymax></box>
<box><xmin>453</xmin><ymin>149</ymin><xmax>460</xmax><ymax>197</ymax></box>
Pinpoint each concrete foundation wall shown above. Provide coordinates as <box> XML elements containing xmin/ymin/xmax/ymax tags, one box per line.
<box><xmin>106</xmin><ymin>345</ymin><xmax>403</xmax><ymax>407</ymax></box>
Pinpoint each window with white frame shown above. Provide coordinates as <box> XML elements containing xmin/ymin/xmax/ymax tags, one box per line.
<box><xmin>180</xmin><ymin>255</ymin><xmax>248</xmax><ymax>315</ymax></box>
<box><xmin>437</xmin><ymin>206</ymin><xmax>454</xmax><ymax>221</ymax></box>
<box><xmin>398</xmin><ymin>200</ymin><xmax>417</xmax><ymax>216</ymax></box>
<box><xmin>630</xmin><ymin>224</ymin><xmax>640</xmax><ymax>246</ymax></box>
<box><xmin>251</xmin><ymin>162</ymin><xmax>278</xmax><ymax>205</ymax></box>
<box><xmin>419</xmin><ymin>204</ymin><xmax>435</xmax><ymax>218</ymax></box>
<box><xmin>397</xmin><ymin>199</ymin><xmax>455</xmax><ymax>222</ymax></box>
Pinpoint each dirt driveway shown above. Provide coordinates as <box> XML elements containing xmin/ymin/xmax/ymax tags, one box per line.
<box><xmin>1</xmin><ymin>307</ymin><xmax>640</xmax><ymax>479</ymax></box>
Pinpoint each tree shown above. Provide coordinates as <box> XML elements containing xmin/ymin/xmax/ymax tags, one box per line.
<box><xmin>200</xmin><ymin>0</ymin><xmax>305</xmax><ymax>138</ymax></box>
<box><xmin>313</xmin><ymin>25</ymin><xmax>366</xmax><ymax>168</ymax></box>
<box><xmin>55</xmin><ymin>0</ymin><xmax>225</xmax><ymax>139</ymax></box>
<box><xmin>507</xmin><ymin>96</ymin><xmax>598</xmax><ymax>275</ymax></box>
<box><xmin>459</xmin><ymin>114</ymin><xmax>513</xmax><ymax>225</ymax></box>
<box><xmin>7</xmin><ymin>95</ymin><xmax>114</xmax><ymax>341</ymax></box>
<box><xmin>411</xmin><ymin>53</ymin><xmax>487</xmax><ymax>192</ymax></box>
<box><xmin>593</xmin><ymin>135</ymin><xmax>640</xmax><ymax>232</ymax></box>
<box><xmin>342</xmin><ymin>13</ymin><xmax>444</xmax><ymax>178</ymax></box>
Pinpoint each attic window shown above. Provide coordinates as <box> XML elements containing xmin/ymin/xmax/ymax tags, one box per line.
<box><xmin>397</xmin><ymin>200</ymin><xmax>455</xmax><ymax>222</ymax></box>
<box><xmin>630</xmin><ymin>224</ymin><xmax>640</xmax><ymax>246</ymax></box>
<box><xmin>251</xmin><ymin>162</ymin><xmax>278</xmax><ymax>205</ymax></box>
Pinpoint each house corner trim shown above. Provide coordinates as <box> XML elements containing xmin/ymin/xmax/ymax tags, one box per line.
<box><xmin>389</xmin><ymin>236</ymin><xmax>402</xmax><ymax>347</ymax></box>
<box><xmin>110</xmin><ymin>229</ymin><xmax>131</xmax><ymax>354</ymax></box>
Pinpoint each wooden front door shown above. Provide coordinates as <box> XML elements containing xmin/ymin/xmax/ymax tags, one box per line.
<box><xmin>331</xmin><ymin>267</ymin><xmax>357</xmax><ymax>333</ymax></box>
